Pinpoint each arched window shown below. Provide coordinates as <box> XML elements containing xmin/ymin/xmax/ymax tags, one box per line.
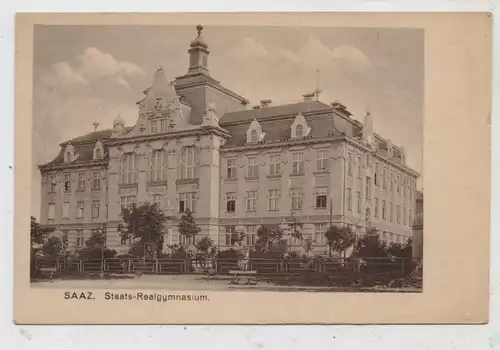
<box><xmin>95</xmin><ymin>148</ymin><xmax>101</xmax><ymax>160</ymax></box>
<box><xmin>66</xmin><ymin>152</ymin><xmax>72</xmax><ymax>163</ymax></box>
<box><xmin>120</xmin><ymin>153</ymin><xmax>138</xmax><ymax>184</ymax></box>
<box><xmin>150</xmin><ymin>149</ymin><xmax>168</xmax><ymax>182</ymax></box>
<box><xmin>365</xmin><ymin>208</ymin><xmax>371</xmax><ymax>223</ymax></box>
<box><xmin>250</xmin><ymin>129</ymin><xmax>258</xmax><ymax>143</ymax></box>
<box><xmin>180</xmin><ymin>147</ymin><xmax>196</xmax><ymax>180</ymax></box>
<box><xmin>296</xmin><ymin>124</ymin><xmax>304</xmax><ymax>137</ymax></box>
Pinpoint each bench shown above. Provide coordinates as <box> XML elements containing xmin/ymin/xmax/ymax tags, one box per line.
<box><xmin>40</xmin><ymin>267</ymin><xmax>57</xmax><ymax>280</ymax></box>
<box><xmin>229</xmin><ymin>270</ymin><xmax>257</xmax><ymax>285</ymax></box>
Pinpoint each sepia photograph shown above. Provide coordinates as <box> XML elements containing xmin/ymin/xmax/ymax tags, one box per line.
<box><xmin>29</xmin><ymin>23</ymin><xmax>424</xmax><ymax>293</ymax></box>
<box><xmin>15</xmin><ymin>12</ymin><xmax>491</xmax><ymax>324</ymax></box>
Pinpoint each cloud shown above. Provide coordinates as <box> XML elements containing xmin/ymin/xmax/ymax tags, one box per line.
<box><xmin>331</xmin><ymin>44</ymin><xmax>372</xmax><ymax>71</ymax></box>
<box><xmin>277</xmin><ymin>36</ymin><xmax>373</xmax><ymax>71</ymax></box>
<box><xmin>77</xmin><ymin>47</ymin><xmax>146</xmax><ymax>82</ymax></box>
<box><xmin>40</xmin><ymin>61</ymin><xmax>88</xmax><ymax>89</ymax></box>
<box><xmin>230</xmin><ymin>38</ymin><xmax>269</xmax><ymax>58</ymax></box>
<box><xmin>39</xmin><ymin>47</ymin><xmax>146</xmax><ymax>92</ymax></box>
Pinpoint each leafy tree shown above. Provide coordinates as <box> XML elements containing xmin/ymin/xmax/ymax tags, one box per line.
<box><xmin>178</xmin><ymin>209</ymin><xmax>201</xmax><ymax>248</ymax></box>
<box><xmin>41</xmin><ymin>236</ymin><xmax>63</xmax><ymax>258</ymax></box>
<box><xmin>324</xmin><ymin>225</ymin><xmax>356</xmax><ymax>259</ymax></box>
<box><xmin>387</xmin><ymin>237</ymin><xmax>413</xmax><ymax>275</ymax></box>
<box><xmin>353</xmin><ymin>228</ymin><xmax>388</xmax><ymax>258</ymax></box>
<box><xmin>121</xmin><ymin>202</ymin><xmax>168</xmax><ymax>259</ymax></box>
<box><xmin>30</xmin><ymin>216</ymin><xmax>54</xmax><ymax>250</ymax></box>
<box><xmin>229</xmin><ymin>230</ymin><xmax>246</xmax><ymax>246</ymax></box>
<box><xmin>255</xmin><ymin>224</ymin><xmax>287</xmax><ymax>255</ymax></box>
<box><xmin>303</xmin><ymin>237</ymin><xmax>313</xmax><ymax>257</ymax></box>
<box><xmin>194</xmin><ymin>236</ymin><xmax>217</xmax><ymax>269</ymax></box>
<box><xmin>78</xmin><ymin>226</ymin><xmax>117</xmax><ymax>260</ymax></box>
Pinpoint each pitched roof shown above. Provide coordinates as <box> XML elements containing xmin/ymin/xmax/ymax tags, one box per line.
<box><xmin>220</xmin><ymin>100</ymin><xmax>332</xmax><ymax>124</ymax></box>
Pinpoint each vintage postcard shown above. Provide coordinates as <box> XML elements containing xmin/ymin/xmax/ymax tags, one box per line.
<box><xmin>14</xmin><ymin>12</ymin><xmax>491</xmax><ymax>324</ymax></box>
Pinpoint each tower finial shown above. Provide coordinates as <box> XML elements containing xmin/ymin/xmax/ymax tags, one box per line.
<box><xmin>196</xmin><ymin>24</ymin><xmax>203</xmax><ymax>36</ymax></box>
<box><xmin>366</xmin><ymin>104</ymin><xmax>371</xmax><ymax>115</ymax></box>
<box><xmin>92</xmin><ymin>120</ymin><xmax>100</xmax><ymax>132</ymax></box>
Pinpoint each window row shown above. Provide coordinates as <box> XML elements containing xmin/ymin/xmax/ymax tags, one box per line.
<box><xmin>47</xmin><ymin>200</ymin><xmax>102</xmax><ymax>220</ymax></box>
<box><xmin>119</xmin><ymin>193</ymin><xmax>198</xmax><ymax>214</ymax></box>
<box><xmin>346</xmin><ymin>152</ymin><xmax>415</xmax><ymax>199</ymax></box>
<box><xmin>48</xmin><ymin>171</ymin><xmax>103</xmax><ymax>193</ymax></box>
<box><xmin>224</xmin><ymin>188</ymin><xmax>328</xmax><ymax>213</ymax></box>
<box><xmin>225</xmin><ymin>150</ymin><xmax>329</xmax><ymax>180</ymax></box>
<box><xmin>120</xmin><ymin>147</ymin><xmax>196</xmax><ymax>185</ymax></box>
<box><xmin>346</xmin><ymin>189</ymin><xmax>413</xmax><ymax>226</ymax></box>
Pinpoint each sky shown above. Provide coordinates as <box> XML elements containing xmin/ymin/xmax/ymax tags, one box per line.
<box><xmin>31</xmin><ymin>25</ymin><xmax>424</xmax><ymax>218</ymax></box>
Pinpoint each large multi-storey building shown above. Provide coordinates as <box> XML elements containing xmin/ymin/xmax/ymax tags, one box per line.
<box><xmin>38</xmin><ymin>25</ymin><xmax>420</xmax><ymax>255</ymax></box>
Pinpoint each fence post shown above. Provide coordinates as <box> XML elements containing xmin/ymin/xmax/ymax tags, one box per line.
<box><xmin>155</xmin><ymin>259</ymin><xmax>159</xmax><ymax>273</ymax></box>
<box><xmin>80</xmin><ymin>259</ymin><xmax>83</xmax><ymax>272</ymax></box>
<box><xmin>401</xmin><ymin>258</ymin><xmax>405</xmax><ymax>278</ymax></box>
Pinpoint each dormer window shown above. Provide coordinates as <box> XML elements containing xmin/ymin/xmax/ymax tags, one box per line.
<box><xmin>64</xmin><ymin>143</ymin><xmax>76</xmax><ymax>163</ymax></box>
<box><xmin>296</xmin><ymin>125</ymin><xmax>304</xmax><ymax>137</ymax></box>
<box><xmin>250</xmin><ymin>130</ymin><xmax>258</xmax><ymax>143</ymax></box>
<box><xmin>291</xmin><ymin>113</ymin><xmax>311</xmax><ymax>139</ymax></box>
<box><xmin>93</xmin><ymin>141</ymin><xmax>104</xmax><ymax>161</ymax></box>
<box><xmin>66</xmin><ymin>152</ymin><xmax>72</xmax><ymax>162</ymax></box>
<box><xmin>246</xmin><ymin>119</ymin><xmax>266</xmax><ymax>143</ymax></box>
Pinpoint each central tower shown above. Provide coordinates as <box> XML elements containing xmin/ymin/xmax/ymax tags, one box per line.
<box><xmin>187</xmin><ymin>24</ymin><xmax>210</xmax><ymax>76</ymax></box>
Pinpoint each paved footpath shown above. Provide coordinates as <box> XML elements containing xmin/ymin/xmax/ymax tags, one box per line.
<box><xmin>31</xmin><ymin>274</ymin><xmax>421</xmax><ymax>293</ymax></box>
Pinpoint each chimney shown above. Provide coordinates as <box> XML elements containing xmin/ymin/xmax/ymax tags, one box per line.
<box><xmin>252</xmin><ymin>105</ymin><xmax>261</xmax><ymax>110</ymax></box>
<box><xmin>260</xmin><ymin>99</ymin><xmax>272</xmax><ymax>108</ymax></box>
<box><xmin>302</xmin><ymin>92</ymin><xmax>315</xmax><ymax>102</ymax></box>
<box><xmin>331</xmin><ymin>101</ymin><xmax>352</xmax><ymax>117</ymax></box>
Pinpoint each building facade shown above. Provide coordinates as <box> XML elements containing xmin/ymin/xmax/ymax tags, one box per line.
<box><xmin>38</xmin><ymin>26</ymin><xmax>420</xmax><ymax>255</ymax></box>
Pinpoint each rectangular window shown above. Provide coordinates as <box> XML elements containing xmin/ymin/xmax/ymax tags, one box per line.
<box><xmin>382</xmin><ymin>200</ymin><xmax>386</xmax><ymax>220</ymax></box>
<box><xmin>227</xmin><ymin>158</ymin><xmax>237</xmax><ymax>179</ymax></box>
<box><xmin>150</xmin><ymin>120</ymin><xmax>158</xmax><ymax>133</ymax></box>
<box><xmin>76</xmin><ymin>201</ymin><xmax>84</xmax><ymax>218</ymax></box>
<box><xmin>375</xmin><ymin>164</ymin><xmax>380</xmax><ymax>186</ymax></box>
<box><xmin>77</xmin><ymin>173</ymin><xmax>85</xmax><ymax>192</ymax></box>
<box><xmin>314</xmin><ymin>223</ymin><xmax>327</xmax><ymax>244</ymax></box>
<box><xmin>226</xmin><ymin>192</ymin><xmax>236</xmax><ymax>213</ymax></box>
<box><xmin>396</xmin><ymin>205</ymin><xmax>401</xmax><ymax>223</ymax></box>
<box><xmin>63</xmin><ymin>202</ymin><xmax>70</xmax><ymax>219</ymax></box>
<box><xmin>268</xmin><ymin>189</ymin><xmax>279</xmax><ymax>211</ymax></box>
<box><xmin>356</xmin><ymin>156</ymin><xmax>362</xmax><ymax>178</ymax></box>
<box><xmin>347</xmin><ymin>188</ymin><xmax>352</xmax><ymax>211</ymax></box>
<box><xmin>316</xmin><ymin>150</ymin><xmax>328</xmax><ymax>172</ymax></box>
<box><xmin>292</xmin><ymin>152</ymin><xmax>304</xmax><ymax>175</ymax></box>
<box><xmin>180</xmin><ymin>147</ymin><xmax>195</xmax><ymax>180</ymax></box>
<box><xmin>269</xmin><ymin>155</ymin><xmax>281</xmax><ymax>176</ymax></box>
<box><xmin>374</xmin><ymin>198</ymin><xmax>379</xmax><ymax>217</ymax></box>
<box><xmin>150</xmin><ymin>149</ymin><xmax>168</xmax><ymax>182</ymax></box>
<box><xmin>382</xmin><ymin>168</ymin><xmax>387</xmax><ymax>189</ymax></box>
<box><xmin>91</xmin><ymin>200</ymin><xmax>100</xmax><ymax>218</ymax></box>
<box><xmin>347</xmin><ymin>152</ymin><xmax>353</xmax><ymax>176</ymax></box>
<box><xmin>247</xmin><ymin>156</ymin><xmax>258</xmax><ymax>178</ymax></box>
<box><xmin>356</xmin><ymin>191</ymin><xmax>361</xmax><ymax>213</ymax></box>
<box><xmin>396</xmin><ymin>175</ymin><xmax>401</xmax><ymax>194</ymax></box>
<box><xmin>92</xmin><ymin>171</ymin><xmax>101</xmax><ymax>190</ymax></box>
<box><xmin>49</xmin><ymin>175</ymin><xmax>56</xmax><ymax>193</ymax></box>
<box><xmin>120</xmin><ymin>234</ymin><xmax>132</xmax><ymax>246</ymax></box>
<box><xmin>225</xmin><ymin>225</ymin><xmax>236</xmax><ymax>246</ymax></box>
<box><xmin>389</xmin><ymin>202</ymin><xmax>393</xmax><ymax>222</ymax></box>
<box><xmin>365</xmin><ymin>177</ymin><xmax>371</xmax><ymax>198</ymax></box>
<box><xmin>409</xmin><ymin>209</ymin><xmax>413</xmax><ymax>226</ymax></box>
<box><xmin>291</xmin><ymin>188</ymin><xmax>303</xmax><ymax>210</ymax></box>
<box><xmin>179</xmin><ymin>193</ymin><xmax>197</xmax><ymax>213</ymax></box>
<box><xmin>95</xmin><ymin>149</ymin><xmax>101</xmax><ymax>160</ymax></box>
<box><xmin>64</xmin><ymin>174</ymin><xmax>71</xmax><ymax>193</ymax></box>
<box><xmin>121</xmin><ymin>153</ymin><xmax>138</xmax><ymax>184</ymax></box>
<box><xmin>48</xmin><ymin>203</ymin><xmax>56</xmax><ymax>220</ymax></box>
<box><xmin>390</xmin><ymin>172</ymin><xmax>394</xmax><ymax>192</ymax></box>
<box><xmin>179</xmin><ymin>235</ymin><xmax>195</xmax><ymax>246</ymax></box>
<box><xmin>76</xmin><ymin>230</ymin><xmax>84</xmax><ymax>247</ymax></box>
<box><xmin>120</xmin><ymin>196</ymin><xmax>136</xmax><ymax>210</ymax></box>
<box><xmin>246</xmin><ymin>225</ymin><xmax>257</xmax><ymax>246</ymax></box>
<box><xmin>403</xmin><ymin>207</ymin><xmax>407</xmax><ymax>225</ymax></box>
<box><xmin>153</xmin><ymin>194</ymin><xmax>162</xmax><ymax>207</ymax></box>
<box><xmin>315</xmin><ymin>187</ymin><xmax>327</xmax><ymax>208</ymax></box>
<box><xmin>246</xmin><ymin>191</ymin><xmax>257</xmax><ymax>212</ymax></box>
